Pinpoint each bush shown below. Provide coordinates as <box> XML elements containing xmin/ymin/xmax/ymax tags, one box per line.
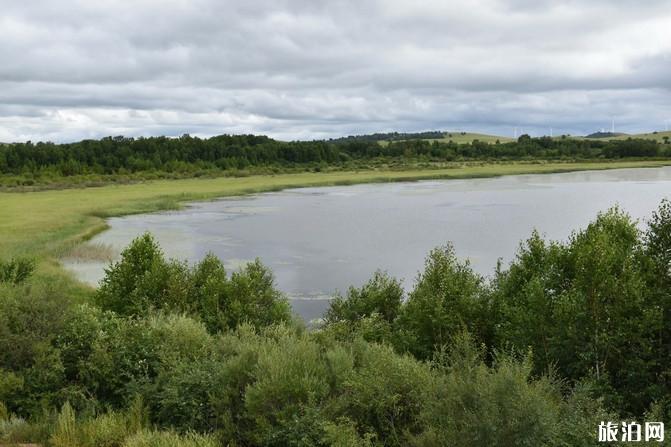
<box><xmin>0</xmin><ymin>257</ymin><xmax>35</xmax><ymax>284</ymax></box>
<box><xmin>413</xmin><ymin>333</ymin><xmax>563</xmax><ymax>446</ymax></box>
<box><xmin>494</xmin><ymin>208</ymin><xmax>662</xmax><ymax>414</ymax></box>
<box><xmin>334</xmin><ymin>341</ymin><xmax>432</xmax><ymax>445</ymax></box>
<box><xmin>242</xmin><ymin>327</ymin><xmax>331</xmax><ymax>445</ymax></box>
<box><xmin>396</xmin><ymin>245</ymin><xmax>488</xmax><ymax>359</ymax></box>
<box><xmin>0</xmin><ymin>280</ymin><xmax>74</xmax><ymax>416</ymax></box>
<box><xmin>96</xmin><ymin>233</ymin><xmax>176</xmax><ymax>316</ymax></box>
<box><xmin>0</xmin><ymin>415</ymin><xmax>45</xmax><ymax>444</ymax></box>
<box><xmin>122</xmin><ymin>430</ymin><xmax>218</xmax><ymax>447</ymax></box>
<box><xmin>50</xmin><ymin>398</ymin><xmax>149</xmax><ymax>447</ymax></box>
<box><xmin>96</xmin><ymin>234</ymin><xmax>291</xmax><ymax>332</ymax></box>
<box><xmin>325</xmin><ymin>271</ymin><xmax>404</xmax><ymax>324</ymax></box>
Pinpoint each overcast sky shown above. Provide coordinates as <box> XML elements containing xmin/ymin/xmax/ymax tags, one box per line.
<box><xmin>1</xmin><ymin>0</ymin><xmax>670</xmax><ymax>142</ymax></box>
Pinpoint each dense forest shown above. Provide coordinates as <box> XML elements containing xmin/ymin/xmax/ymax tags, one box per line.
<box><xmin>1</xmin><ymin>133</ymin><xmax>669</xmax><ymax>186</ymax></box>
<box><xmin>2</xmin><ymin>201</ymin><xmax>671</xmax><ymax>445</ymax></box>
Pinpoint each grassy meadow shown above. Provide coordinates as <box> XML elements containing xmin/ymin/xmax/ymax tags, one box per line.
<box><xmin>376</xmin><ymin>130</ymin><xmax>671</xmax><ymax>145</ymax></box>
<box><xmin>378</xmin><ymin>131</ymin><xmax>515</xmax><ymax>145</ymax></box>
<box><xmin>609</xmin><ymin>130</ymin><xmax>671</xmax><ymax>142</ymax></box>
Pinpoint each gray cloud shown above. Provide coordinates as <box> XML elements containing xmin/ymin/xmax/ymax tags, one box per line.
<box><xmin>1</xmin><ymin>0</ymin><xmax>670</xmax><ymax>142</ymax></box>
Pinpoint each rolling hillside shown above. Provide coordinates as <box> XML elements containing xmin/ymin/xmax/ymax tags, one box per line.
<box><xmin>377</xmin><ymin>131</ymin><xmax>514</xmax><ymax>146</ymax></box>
<box><xmin>378</xmin><ymin>130</ymin><xmax>671</xmax><ymax>145</ymax></box>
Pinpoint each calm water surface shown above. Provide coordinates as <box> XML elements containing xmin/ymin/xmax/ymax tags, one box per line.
<box><xmin>65</xmin><ymin>167</ymin><xmax>671</xmax><ymax>322</ymax></box>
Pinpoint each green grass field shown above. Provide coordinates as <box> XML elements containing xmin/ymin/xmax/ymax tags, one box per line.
<box><xmin>2</xmin><ymin>160</ymin><xmax>670</xmax><ymax>266</ymax></box>
<box><xmin>563</xmin><ymin>131</ymin><xmax>671</xmax><ymax>142</ymax></box>
<box><xmin>378</xmin><ymin>130</ymin><xmax>671</xmax><ymax>145</ymax></box>
<box><xmin>608</xmin><ymin>130</ymin><xmax>671</xmax><ymax>142</ymax></box>
<box><xmin>424</xmin><ymin>132</ymin><xmax>515</xmax><ymax>144</ymax></box>
<box><xmin>378</xmin><ymin>132</ymin><xmax>514</xmax><ymax>145</ymax></box>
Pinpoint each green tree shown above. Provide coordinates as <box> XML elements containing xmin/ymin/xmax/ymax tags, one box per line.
<box><xmin>325</xmin><ymin>271</ymin><xmax>403</xmax><ymax>324</ymax></box>
<box><xmin>95</xmin><ymin>233</ymin><xmax>176</xmax><ymax>316</ymax></box>
<box><xmin>396</xmin><ymin>245</ymin><xmax>488</xmax><ymax>359</ymax></box>
<box><xmin>495</xmin><ymin>208</ymin><xmax>662</xmax><ymax>414</ymax></box>
<box><xmin>95</xmin><ymin>235</ymin><xmax>291</xmax><ymax>331</ymax></box>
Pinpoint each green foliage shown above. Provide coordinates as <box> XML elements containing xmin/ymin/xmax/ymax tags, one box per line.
<box><xmin>643</xmin><ymin>198</ymin><xmax>671</xmax><ymax>416</ymax></box>
<box><xmin>396</xmin><ymin>245</ymin><xmax>488</xmax><ymax>359</ymax></box>
<box><xmin>122</xmin><ymin>430</ymin><xmax>219</xmax><ymax>447</ymax></box>
<box><xmin>217</xmin><ymin>258</ymin><xmax>293</xmax><ymax>332</ymax></box>
<box><xmin>325</xmin><ymin>271</ymin><xmax>403</xmax><ymax>324</ymax></box>
<box><xmin>0</xmin><ymin>279</ymin><xmax>75</xmax><ymax>416</ymax></box>
<box><xmin>242</xmin><ymin>328</ymin><xmax>331</xmax><ymax>445</ymax></box>
<box><xmin>321</xmin><ymin>419</ymin><xmax>375</xmax><ymax>447</ymax></box>
<box><xmin>645</xmin><ymin>198</ymin><xmax>671</xmax><ymax>281</ymax></box>
<box><xmin>12</xmin><ymin>203</ymin><xmax>671</xmax><ymax>444</ymax></box>
<box><xmin>0</xmin><ymin>413</ymin><xmax>52</xmax><ymax>444</ymax></box>
<box><xmin>50</xmin><ymin>399</ymin><xmax>150</xmax><ymax>447</ymax></box>
<box><xmin>96</xmin><ymin>233</ymin><xmax>172</xmax><ymax>316</ymax></box>
<box><xmin>1</xmin><ymin>133</ymin><xmax>667</xmax><ymax>188</ymax></box>
<box><xmin>51</xmin><ymin>402</ymin><xmax>78</xmax><ymax>447</ymax></box>
<box><xmin>96</xmin><ymin>234</ymin><xmax>291</xmax><ymax>332</ymax></box>
<box><xmin>333</xmin><ymin>342</ymin><xmax>431</xmax><ymax>444</ymax></box>
<box><xmin>413</xmin><ymin>333</ymin><xmax>559</xmax><ymax>446</ymax></box>
<box><xmin>494</xmin><ymin>208</ymin><xmax>662</xmax><ymax>414</ymax></box>
<box><xmin>0</xmin><ymin>257</ymin><xmax>35</xmax><ymax>284</ymax></box>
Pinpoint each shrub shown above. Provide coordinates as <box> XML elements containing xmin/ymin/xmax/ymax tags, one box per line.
<box><xmin>96</xmin><ymin>234</ymin><xmax>291</xmax><ymax>332</ymax></box>
<box><xmin>242</xmin><ymin>327</ymin><xmax>331</xmax><ymax>445</ymax></box>
<box><xmin>396</xmin><ymin>244</ymin><xmax>488</xmax><ymax>359</ymax></box>
<box><xmin>325</xmin><ymin>271</ymin><xmax>404</xmax><ymax>324</ymax></box>
<box><xmin>0</xmin><ymin>415</ymin><xmax>50</xmax><ymax>445</ymax></box>
<box><xmin>76</xmin><ymin>411</ymin><xmax>132</xmax><ymax>447</ymax></box>
<box><xmin>0</xmin><ymin>257</ymin><xmax>35</xmax><ymax>285</ymax></box>
<box><xmin>50</xmin><ymin>402</ymin><xmax>78</xmax><ymax>447</ymax></box>
<box><xmin>494</xmin><ymin>208</ymin><xmax>662</xmax><ymax>414</ymax></box>
<box><xmin>412</xmin><ymin>333</ymin><xmax>561</xmax><ymax>446</ymax></box>
<box><xmin>218</xmin><ymin>258</ymin><xmax>292</xmax><ymax>331</ymax></box>
<box><xmin>334</xmin><ymin>341</ymin><xmax>431</xmax><ymax>445</ymax></box>
<box><xmin>122</xmin><ymin>430</ymin><xmax>218</xmax><ymax>447</ymax></box>
<box><xmin>96</xmin><ymin>233</ymin><xmax>176</xmax><ymax>316</ymax></box>
<box><xmin>50</xmin><ymin>398</ymin><xmax>149</xmax><ymax>447</ymax></box>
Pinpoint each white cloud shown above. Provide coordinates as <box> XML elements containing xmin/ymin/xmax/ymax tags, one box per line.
<box><xmin>0</xmin><ymin>0</ymin><xmax>670</xmax><ymax>142</ymax></box>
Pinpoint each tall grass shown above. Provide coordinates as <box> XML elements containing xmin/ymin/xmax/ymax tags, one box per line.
<box><xmin>50</xmin><ymin>397</ymin><xmax>150</xmax><ymax>447</ymax></box>
<box><xmin>122</xmin><ymin>431</ymin><xmax>219</xmax><ymax>447</ymax></box>
<box><xmin>59</xmin><ymin>241</ymin><xmax>117</xmax><ymax>262</ymax></box>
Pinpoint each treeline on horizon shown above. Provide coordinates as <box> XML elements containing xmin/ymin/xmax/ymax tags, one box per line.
<box><xmin>1</xmin><ymin>132</ymin><xmax>669</xmax><ymax>180</ymax></box>
<box><xmin>3</xmin><ymin>201</ymin><xmax>671</xmax><ymax>445</ymax></box>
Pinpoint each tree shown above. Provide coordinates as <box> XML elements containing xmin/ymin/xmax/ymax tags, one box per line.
<box><xmin>95</xmin><ymin>233</ymin><xmax>173</xmax><ymax>315</ymax></box>
<box><xmin>495</xmin><ymin>208</ymin><xmax>662</xmax><ymax>414</ymax></box>
<box><xmin>325</xmin><ymin>271</ymin><xmax>403</xmax><ymax>325</ymax></box>
<box><xmin>396</xmin><ymin>245</ymin><xmax>487</xmax><ymax>360</ymax></box>
<box><xmin>95</xmin><ymin>234</ymin><xmax>291</xmax><ymax>332</ymax></box>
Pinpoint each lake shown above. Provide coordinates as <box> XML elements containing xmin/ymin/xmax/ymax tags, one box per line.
<box><xmin>65</xmin><ymin>167</ymin><xmax>671</xmax><ymax>322</ymax></box>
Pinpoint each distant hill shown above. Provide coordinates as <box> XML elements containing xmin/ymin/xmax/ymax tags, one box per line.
<box><xmin>419</xmin><ymin>132</ymin><xmax>514</xmax><ymax>144</ymax></box>
<box><xmin>336</xmin><ymin>131</ymin><xmax>516</xmax><ymax>146</ymax></box>
<box><xmin>585</xmin><ymin>131</ymin><xmax>628</xmax><ymax>139</ymax></box>
<box><xmin>614</xmin><ymin>130</ymin><xmax>671</xmax><ymax>143</ymax></box>
<box><xmin>579</xmin><ymin>130</ymin><xmax>671</xmax><ymax>143</ymax></box>
<box><xmin>330</xmin><ymin>131</ymin><xmax>445</xmax><ymax>144</ymax></box>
